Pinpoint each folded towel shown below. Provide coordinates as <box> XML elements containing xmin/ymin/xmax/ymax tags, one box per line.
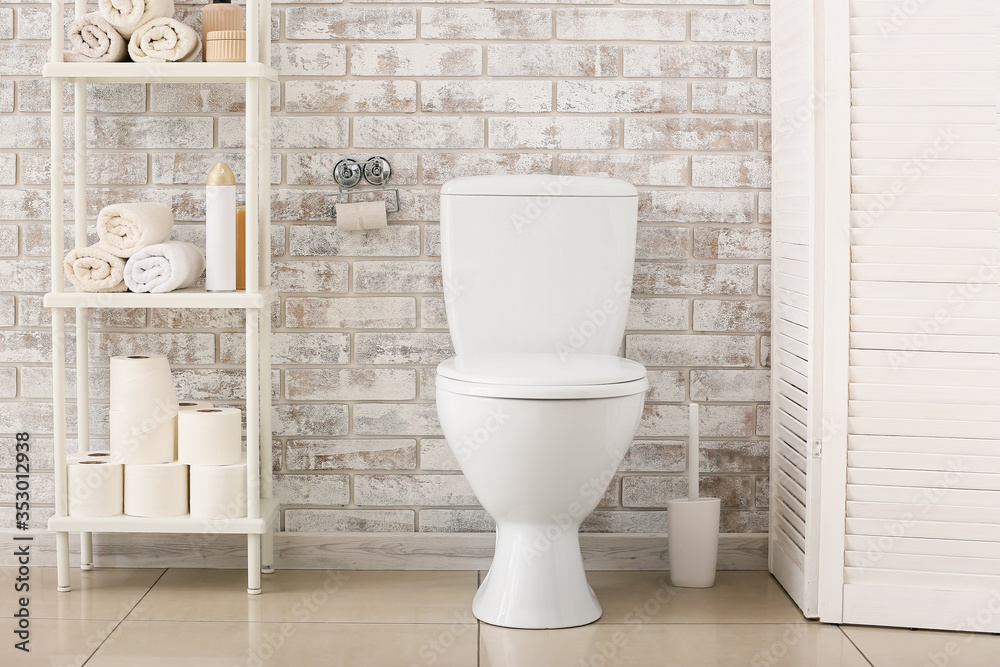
<box><xmin>98</xmin><ymin>0</ymin><xmax>174</xmax><ymax>39</ymax></box>
<box><xmin>64</xmin><ymin>246</ymin><xmax>128</xmax><ymax>293</ymax></box>
<box><xmin>128</xmin><ymin>17</ymin><xmax>200</xmax><ymax>63</ymax></box>
<box><xmin>96</xmin><ymin>202</ymin><xmax>174</xmax><ymax>258</ymax></box>
<box><xmin>64</xmin><ymin>13</ymin><xmax>128</xmax><ymax>63</ymax></box>
<box><xmin>124</xmin><ymin>241</ymin><xmax>205</xmax><ymax>294</ymax></box>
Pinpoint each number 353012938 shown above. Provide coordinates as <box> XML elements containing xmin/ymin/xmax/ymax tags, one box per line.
<box><xmin>15</xmin><ymin>432</ymin><xmax>30</xmax><ymax>527</ymax></box>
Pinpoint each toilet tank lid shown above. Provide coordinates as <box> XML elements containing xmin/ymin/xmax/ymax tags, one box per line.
<box><xmin>437</xmin><ymin>353</ymin><xmax>646</xmax><ymax>386</ymax></box>
<box><xmin>440</xmin><ymin>175</ymin><xmax>638</xmax><ymax>198</ymax></box>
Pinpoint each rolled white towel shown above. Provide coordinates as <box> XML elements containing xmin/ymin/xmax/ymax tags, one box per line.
<box><xmin>128</xmin><ymin>17</ymin><xmax>201</xmax><ymax>63</ymax></box>
<box><xmin>64</xmin><ymin>246</ymin><xmax>128</xmax><ymax>293</ymax></box>
<box><xmin>98</xmin><ymin>0</ymin><xmax>174</xmax><ymax>40</ymax></box>
<box><xmin>124</xmin><ymin>241</ymin><xmax>205</xmax><ymax>294</ymax></box>
<box><xmin>64</xmin><ymin>12</ymin><xmax>128</xmax><ymax>63</ymax></box>
<box><xmin>96</xmin><ymin>202</ymin><xmax>174</xmax><ymax>259</ymax></box>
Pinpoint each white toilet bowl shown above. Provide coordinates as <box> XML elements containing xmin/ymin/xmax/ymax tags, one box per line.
<box><xmin>437</xmin><ymin>174</ymin><xmax>645</xmax><ymax>629</ymax></box>
<box><xmin>437</xmin><ymin>353</ymin><xmax>647</xmax><ymax>629</ymax></box>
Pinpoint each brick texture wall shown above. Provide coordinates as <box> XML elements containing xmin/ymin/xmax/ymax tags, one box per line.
<box><xmin>0</xmin><ymin>0</ymin><xmax>771</xmax><ymax>535</ymax></box>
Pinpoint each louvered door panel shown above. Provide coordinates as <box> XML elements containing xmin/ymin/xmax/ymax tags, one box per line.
<box><xmin>844</xmin><ymin>0</ymin><xmax>1000</xmax><ymax>631</ymax></box>
<box><xmin>769</xmin><ymin>0</ymin><xmax>823</xmax><ymax>618</ymax></box>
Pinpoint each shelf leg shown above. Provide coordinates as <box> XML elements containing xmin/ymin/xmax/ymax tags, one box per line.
<box><xmin>247</xmin><ymin>534</ymin><xmax>262</xmax><ymax>594</ymax></box>
<box><xmin>56</xmin><ymin>532</ymin><xmax>71</xmax><ymax>592</ymax></box>
<box><xmin>80</xmin><ymin>532</ymin><xmax>93</xmax><ymax>570</ymax></box>
<box><xmin>261</xmin><ymin>528</ymin><xmax>274</xmax><ymax>574</ymax></box>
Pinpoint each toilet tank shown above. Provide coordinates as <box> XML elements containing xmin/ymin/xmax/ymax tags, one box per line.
<box><xmin>440</xmin><ymin>174</ymin><xmax>639</xmax><ymax>357</ymax></box>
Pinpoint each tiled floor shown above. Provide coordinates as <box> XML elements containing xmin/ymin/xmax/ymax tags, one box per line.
<box><xmin>3</xmin><ymin>567</ymin><xmax>1000</xmax><ymax>666</ymax></box>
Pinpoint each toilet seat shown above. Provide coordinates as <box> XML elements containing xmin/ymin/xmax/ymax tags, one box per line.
<box><xmin>436</xmin><ymin>353</ymin><xmax>649</xmax><ymax>399</ymax></box>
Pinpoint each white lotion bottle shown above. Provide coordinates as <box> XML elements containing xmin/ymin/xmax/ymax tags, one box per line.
<box><xmin>206</xmin><ymin>162</ymin><xmax>237</xmax><ymax>292</ymax></box>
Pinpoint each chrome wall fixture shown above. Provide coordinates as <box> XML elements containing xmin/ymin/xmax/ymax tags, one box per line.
<box><xmin>332</xmin><ymin>156</ymin><xmax>399</xmax><ymax>219</ymax></box>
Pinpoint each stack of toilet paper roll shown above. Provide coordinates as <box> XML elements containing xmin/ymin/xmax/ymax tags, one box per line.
<box><xmin>104</xmin><ymin>355</ymin><xmax>186</xmax><ymax>517</ymax></box>
<box><xmin>66</xmin><ymin>355</ymin><xmax>248</xmax><ymax>520</ymax></box>
<box><xmin>179</xmin><ymin>406</ymin><xmax>248</xmax><ymax>520</ymax></box>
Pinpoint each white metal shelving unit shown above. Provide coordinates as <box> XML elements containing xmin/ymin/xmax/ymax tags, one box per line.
<box><xmin>45</xmin><ymin>0</ymin><xmax>277</xmax><ymax>594</ymax></box>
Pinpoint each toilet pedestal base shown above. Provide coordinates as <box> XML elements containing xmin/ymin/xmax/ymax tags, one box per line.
<box><xmin>473</xmin><ymin>522</ymin><xmax>602</xmax><ymax>629</ymax></box>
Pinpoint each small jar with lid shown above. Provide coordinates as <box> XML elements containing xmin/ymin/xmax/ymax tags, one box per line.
<box><xmin>202</xmin><ymin>0</ymin><xmax>243</xmax><ymax>61</ymax></box>
<box><xmin>204</xmin><ymin>30</ymin><xmax>247</xmax><ymax>63</ymax></box>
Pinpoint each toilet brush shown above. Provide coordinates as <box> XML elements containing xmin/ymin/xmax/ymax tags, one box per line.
<box><xmin>666</xmin><ymin>403</ymin><xmax>721</xmax><ymax>588</ymax></box>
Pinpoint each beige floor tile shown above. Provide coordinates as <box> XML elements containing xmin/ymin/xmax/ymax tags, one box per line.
<box><xmin>0</xmin><ymin>618</ymin><xmax>116</xmax><ymax>666</ymax></box>
<box><xmin>0</xmin><ymin>567</ymin><xmax>164</xmax><ymax>620</ymax></box>
<box><xmin>86</xmin><ymin>620</ymin><xmax>478</xmax><ymax>667</ymax></box>
<box><xmin>481</xmin><ymin>622</ymin><xmax>869</xmax><ymax>667</ymax></box>
<box><xmin>588</xmin><ymin>571</ymin><xmax>807</xmax><ymax>625</ymax></box>
<box><xmin>843</xmin><ymin>624</ymin><xmax>1000</xmax><ymax>667</ymax></box>
<box><xmin>131</xmin><ymin>569</ymin><xmax>477</xmax><ymax>624</ymax></box>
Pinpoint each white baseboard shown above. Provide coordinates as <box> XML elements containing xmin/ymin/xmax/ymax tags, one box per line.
<box><xmin>0</xmin><ymin>531</ymin><xmax>768</xmax><ymax>570</ymax></box>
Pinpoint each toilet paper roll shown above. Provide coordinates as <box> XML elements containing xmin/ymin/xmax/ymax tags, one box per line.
<box><xmin>190</xmin><ymin>456</ymin><xmax>248</xmax><ymax>520</ymax></box>
<box><xmin>177</xmin><ymin>407</ymin><xmax>242</xmax><ymax>465</ymax></box>
<box><xmin>335</xmin><ymin>201</ymin><xmax>387</xmax><ymax>231</ymax></box>
<box><xmin>124</xmin><ymin>461</ymin><xmax>189</xmax><ymax>517</ymax></box>
<box><xmin>174</xmin><ymin>400</ymin><xmax>215</xmax><ymax>456</ymax></box>
<box><xmin>68</xmin><ymin>460</ymin><xmax>124</xmax><ymax>517</ymax></box>
<box><xmin>110</xmin><ymin>411</ymin><xmax>175</xmax><ymax>464</ymax></box>
<box><xmin>110</xmin><ymin>355</ymin><xmax>179</xmax><ymax>464</ymax></box>
<box><xmin>110</xmin><ymin>355</ymin><xmax>179</xmax><ymax>417</ymax></box>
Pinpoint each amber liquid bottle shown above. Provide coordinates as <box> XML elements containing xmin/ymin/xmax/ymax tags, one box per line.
<box><xmin>202</xmin><ymin>0</ymin><xmax>243</xmax><ymax>62</ymax></box>
<box><xmin>235</xmin><ymin>204</ymin><xmax>246</xmax><ymax>290</ymax></box>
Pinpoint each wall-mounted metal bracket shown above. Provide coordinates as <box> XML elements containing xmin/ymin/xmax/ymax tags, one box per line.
<box><xmin>332</xmin><ymin>157</ymin><xmax>399</xmax><ymax>220</ymax></box>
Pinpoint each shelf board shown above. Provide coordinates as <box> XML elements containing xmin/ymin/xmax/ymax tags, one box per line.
<box><xmin>48</xmin><ymin>497</ymin><xmax>279</xmax><ymax>535</ymax></box>
<box><xmin>43</xmin><ymin>61</ymin><xmax>278</xmax><ymax>83</ymax></box>
<box><xmin>44</xmin><ymin>286</ymin><xmax>278</xmax><ymax>309</ymax></box>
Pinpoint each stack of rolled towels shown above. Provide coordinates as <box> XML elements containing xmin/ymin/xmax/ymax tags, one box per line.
<box><xmin>67</xmin><ymin>355</ymin><xmax>248</xmax><ymax>521</ymax></box>
<box><xmin>63</xmin><ymin>202</ymin><xmax>205</xmax><ymax>293</ymax></box>
<box><xmin>64</xmin><ymin>0</ymin><xmax>200</xmax><ymax>63</ymax></box>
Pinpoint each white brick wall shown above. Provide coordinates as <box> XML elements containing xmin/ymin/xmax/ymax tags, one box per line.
<box><xmin>0</xmin><ymin>0</ymin><xmax>771</xmax><ymax>535</ymax></box>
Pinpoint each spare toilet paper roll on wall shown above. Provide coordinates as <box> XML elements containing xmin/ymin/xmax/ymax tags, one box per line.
<box><xmin>335</xmin><ymin>201</ymin><xmax>387</xmax><ymax>231</ymax></box>
<box><xmin>124</xmin><ymin>461</ymin><xmax>189</xmax><ymax>517</ymax></box>
<box><xmin>178</xmin><ymin>407</ymin><xmax>242</xmax><ymax>465</ymax></box>
<box><xmin>68</xmin><ymin>460</ymin><xmax>123</xmax><ymax>517</ymax></box>
<box><xmin>190</xmin><ymin>456</ymin><xmax>248</xmax><ymax>520</ymax></box>
<box><xmin>109</xmin><ymin>355</ymin><xmax>179</xmax><ymax>465</ymax></box>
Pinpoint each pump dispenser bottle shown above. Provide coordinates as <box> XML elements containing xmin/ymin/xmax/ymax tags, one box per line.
<box><xmin>202</xmin><ymin>0</ymin><xmax>243</xmax><ymax>61</ymax></box>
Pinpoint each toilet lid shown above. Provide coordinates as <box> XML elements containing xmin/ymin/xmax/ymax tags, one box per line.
<box><xmin>436</xmin><ymin>354</ymin><xmax>649</xmax><ymax>399</ymax></box>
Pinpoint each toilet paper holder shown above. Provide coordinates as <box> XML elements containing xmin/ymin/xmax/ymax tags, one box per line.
<box><xmin>332</xmin><ymin>157</ymin><xmax>399</xmax><ymax>220</ymax></box>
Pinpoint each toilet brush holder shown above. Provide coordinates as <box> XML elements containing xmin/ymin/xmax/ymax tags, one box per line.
<box><xmin>666</xmin><ymin>497</ymin><xmax>721</xmax><ymax>588</ymax></box>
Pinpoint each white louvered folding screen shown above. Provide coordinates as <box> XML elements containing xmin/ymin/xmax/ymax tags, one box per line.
<box><xmin>769</xmin><ymin>0</ymin><xmax>824</xmax><ymax>618</ymax></box>
<box><xmin>843</xmin><ymin>0</ymin><xmax>1000</xmax><ymax>631</ymax></box>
